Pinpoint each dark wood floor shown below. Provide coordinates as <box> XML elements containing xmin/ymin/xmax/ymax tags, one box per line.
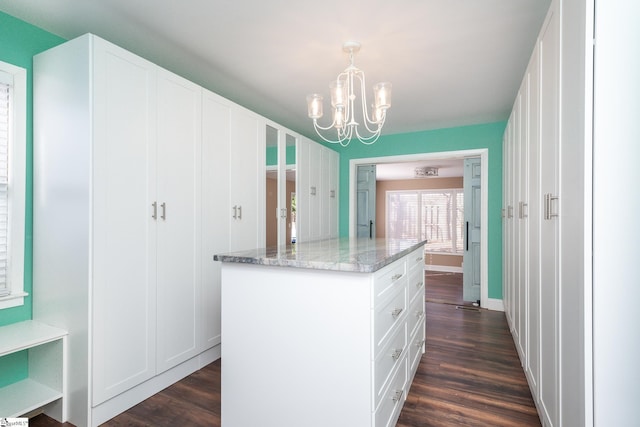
<box><xmin>31</xmin><ymin>272</ymin><xmax>540</xmax><ymax>427</ymax></box>
<box><xmin>425</xmin><ymin>270</ymin><xmax>464</xmax><ymax>306</ymax></box>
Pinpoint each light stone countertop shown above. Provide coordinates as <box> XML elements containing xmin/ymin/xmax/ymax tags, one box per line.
<box><xmin>213</xmin><ymin>237</ymin><xmax>427</xmax><ymax>273</ymax></box>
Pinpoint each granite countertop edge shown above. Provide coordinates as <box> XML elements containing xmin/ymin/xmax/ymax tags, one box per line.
<box><xmin>214</xmin><ymin>238</ymin><xmax>427</xmax><ymax>273</ymax></box>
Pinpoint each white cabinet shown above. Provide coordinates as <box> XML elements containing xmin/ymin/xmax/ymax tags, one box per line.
<box><xmin>296</xmin><ymin>136</ymin><xmax>340</xmax><ymax>242</ymax></box>
<box><xmin>201</xmin><ymin>89</ymin><xmax>231</xmax><ymax>350</ymax></box>
<box><xmin>503</xmin><ymin>2</ymin><xmax>560</xmax><ymax>426</ymax></box>
<box><xmin>228</xmin><ymin>105</ymin><xmax>264</xmax><ymax>251</ymax></box>
<box><xmin>33</xmin><ymin>34</ymin><xmax>211</xmax><ymax>427</ymax></box>
<box><xmin>155</xmin><ymin>68</ymin><xmax>203</xmax><ymax>374</ymax></box>
<box><xmin>220</xmin><ymin>244</ymin><xmax>424</xmax><ymax>427</ymax></box>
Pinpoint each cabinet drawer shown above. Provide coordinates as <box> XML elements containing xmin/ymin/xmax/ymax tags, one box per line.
<box><xmin>374</xmin><ymin>322</ymin><xmax>407</xmax><ymax>406</ymax></box>
<box><xmin>409</xmin><ymin>320</ymin><xmax>426</xmax><ymax>377</ymax></box>
<box><xmin>407</xmin><ymin>262</ymin><xmax>425</xmax><ymax>306</ymax></box>
<box><xmin>374</xmin><ymin>355</ymin><xmax>408</xmax><ymax>427</ymax></box>
<box><xmin>406</xmin><ymin>248</ymin><xmax>424</xmax><ymax>273</ymax></box>
<box><xmin>407</xmin><ymin>294</ymin><xmax>425</xmax><ymax>338</ymax></box>
<box><xmin>374</xmin><ymin>260</ymin><xmax>406</xmax><ymax>306</ymax></box>
<box><xmin>373</xmin><ymin>285</ymin><xmax>407</xmax><ymax>352</ymax></box>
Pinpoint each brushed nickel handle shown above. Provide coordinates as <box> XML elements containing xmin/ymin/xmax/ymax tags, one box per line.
<box><xmin>238</xmin><ymin>205</ymin><xmax>242</xmax><ymax>220</ymax></box>
<box><xmin>391</xmin><ymin>349</ymin><xmax>402</xmax><ymax>361</ymax></box>
<box><xmin>391</xmin><ymin>308</ymin><xmax>403</xmax><ymax>319</ymax></box>
<box><xmin>392</xmin><ymin>390</ymin><xmax>404</xmax><ymax>403</ymax></box>
<box><xmin>416</xmin><ymin>281</ymin><xmax>423</xmax><ymax>288</ymax></box>
<box><xmin>151</xmin><ymin>202</ymin><xmax>157</xmax><ymax>220</ymax></box>
<box><xmin>391</xmin><ymin>273</ymin><xmax>403</xmax><ymax>281</ymax></box>
<box><xmin>232</xmin><ymin>205</ymin><xmax>237</xmax><ymax>219</ymax></box>
<box><xmin>160</xmin><ymin>202</ymin><xmax>166</xmax><ymax>220</ymax></box>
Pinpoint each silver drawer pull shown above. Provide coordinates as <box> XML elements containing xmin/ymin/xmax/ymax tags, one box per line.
<box><xmin>416</xmin><ymin>339</ymin><xmax>425</xmax><ymax>348</ymax></box>
<box><xmin>392</xmin><ymin>389</ymin><xmax>404</xmax><ymax>403</ymax></box>
<box><xmin>391</xmin><ymin>308</ymin><xmax>403</xmax><ymax>319</ymax></box>
<box><xmin>415</xmin><ymin>310</ymin><xmax>424</xmax><ymax>319</ymax></box>
<box><xmin>416</xmin><ymin>256</ymin><xmax>422</xmax><ymax>262</ymax></box>
<box><xmin>391</xmin><ymin>349</ymin><xmax>402</xmax><ymax>361</ymax></box>
<box><xmin>415</xmin><ymin>281</ymin><xmax>423</xmax><ymax>288</ymax></box>
<box><xmin>391</xmin><ymin>273</ymin><xmax>403</xmax><ymax>281</ymax></box>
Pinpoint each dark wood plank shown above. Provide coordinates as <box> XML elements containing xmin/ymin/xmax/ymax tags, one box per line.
<box><xmin>30</xmin><ymin>279</ymin><xmax>540</xmax><ymax>427</ymax></box>
<box><xmin>425</xmin><ymin>270</ymin><xmax>464</xmax><ymax>306</ymax></box>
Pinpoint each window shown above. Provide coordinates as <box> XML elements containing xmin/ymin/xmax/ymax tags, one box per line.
<box><xmin>386</xmin><ymin>189</ymin><xmax>464</xmax><ymax>254</ymax></box>
<box><xmin>0</xmin><ymin>60</ymin><xmax>26</xmax><ymax>309</ymax></box>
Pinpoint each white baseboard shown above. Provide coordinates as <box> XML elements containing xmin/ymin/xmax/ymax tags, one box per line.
<box><xmin>425</xmin><ymin>265</ymin><xmax>463</xmax><ymax>273</ymax></box>
<box><xmin>484</xmin><ymin>298</ymin><xmax>505</xmax><ymax>312</ymax></box>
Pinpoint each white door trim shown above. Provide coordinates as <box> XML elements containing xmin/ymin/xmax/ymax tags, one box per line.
<box><xmin>348</xmin><ymin>149</ymin><xmax>497</xmax><ymax>310</ymax></box>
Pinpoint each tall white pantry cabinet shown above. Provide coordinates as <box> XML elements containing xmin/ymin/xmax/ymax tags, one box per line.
<box><xmin>31</xmin><ymin>34</ymin><xmax>262</xmax><ymax>427</ymax></box>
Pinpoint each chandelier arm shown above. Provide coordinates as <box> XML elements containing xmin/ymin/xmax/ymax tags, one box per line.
<box><xmin>313</xmin><ymin>120</ymin><xmax>349</xmax><ymax>145</ymax></box>
<box><xmin>312</xmin><ymin>118</ymin><xmax>339</xmax><ymax>132</ymax></box>
<box><xmin>354</xmin><ymin>124</ymin><xmax>382</xmax><ymax>145</ymax></box>
<box><xmin>354</xmin><ymin>70</ymin><xmax>381</xmax><ymax>134</ymax></box>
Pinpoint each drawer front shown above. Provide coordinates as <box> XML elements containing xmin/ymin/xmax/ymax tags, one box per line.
<box><xmin>373</xmin><ymin>285</ymin><xmax>407</xmax><ymax>352</ymax></box>
<box><xmin>374</xmin><ymin>260</ymin><xmax>406</xmax><ymax>306</ymax></box>
<box><xmin>409</xmin><ymin>320</ymin><xmax>426</xmax><ymax>377</ymax></box>
<box><xmin>407</xmin><ymin>262</ymin><xmax>425</xmax><ymax>305</ymax></box>
<box><xmin>374</xmin><ymin>355</ymin><xmax>408</xmax><ymax>427</ymax></box>
<box><xmin>406</xmin><ymin>247</ymin><xmax>425</xmax><ymax>273</ymax></box>
<box><xmin>407</xmin><ymin>294</ymin><xmax>425</xmax><ymax>338</ymax></box>
<box><xmin>374</xmin><ymin>322</ymin><xmax>407</xmax><ymax>406</ymax></box>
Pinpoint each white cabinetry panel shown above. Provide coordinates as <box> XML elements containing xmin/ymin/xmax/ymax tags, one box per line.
<box><xmin>202</xmin><ymin>89</ymin><xmax>231</xmax><ymax>350</ymax></box>
<box><xmin>155</xmin><ymin>69</ymin><xmax>202</xmax><ymax>373</ymax></box>
<box><xmin>296</xmin><ymin>137</ymin><xmax>339</xmax><ymax>242</ymax></box>
<box><xmin>229</xmin><ymin>106</ymin><xmax>264</xmax><ymax>251</ymax></box>
<box><xmin>91</xmin><ymin>37</ymin><xmax>158</xmax><ymax>406</ymax></box>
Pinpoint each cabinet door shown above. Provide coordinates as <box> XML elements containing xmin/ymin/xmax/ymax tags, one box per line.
<box><xmin>155</xmin><ymin>68</ymin><xmax>202</xmax><ymax>373</ymax></box>
<box><xmin>202</xmin><ymin>89</ymin><xmax>231</xmax><ymax>349</ymax></box>
<box><xmin>229</xmin><ymin>106</ymin><xmax>264</xmax><ymax>251</ymax></box>
<box><xmin>308</xmin><ymin>141</ymin><xmax>322</xmax><ymax>241</ymax></box>
<box><xmin>92</xmin><ymin>38</ymin><xmax>157</xmax><ymax>405</ymax></box>
<box><xmin>538</xmin><ymin>4</ymin><xmax>560</xmax><ymax>426</ymax></box>
<box><xmin>328</xmin><ymin>148</ymin><xmax>339</xmax><ymax>238</ymax></box>
<box><xmin>296</xmin><ymin>138</ymin><xmax>310</xmax><ymax>242</ymax></box>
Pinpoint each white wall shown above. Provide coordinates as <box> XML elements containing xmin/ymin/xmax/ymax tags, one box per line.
<box><xmin>592</xmin><ymin>1</ymin><xmax>640</xmax><ymax>425</ymax></box>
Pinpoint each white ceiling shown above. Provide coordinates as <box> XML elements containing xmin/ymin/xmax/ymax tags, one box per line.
<box><xmin>0</xmin><ymin>0</ymin><xmax>550</xmax><ymax>143</ymax></box>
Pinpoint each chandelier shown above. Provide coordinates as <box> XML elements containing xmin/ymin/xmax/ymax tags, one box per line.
<box><xmin>306</xmin><ymin>41</ymin><xmax>392</xmax><ymax>146</ymax></box>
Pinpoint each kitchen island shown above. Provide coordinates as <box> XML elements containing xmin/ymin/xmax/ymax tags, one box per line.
<box><xmin>215</xmin><ymin>237</ymin><xmax>427</xmax><ymax>427</ymax></box>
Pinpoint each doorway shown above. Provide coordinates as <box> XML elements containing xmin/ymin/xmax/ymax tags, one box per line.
<box><xmin>349</xmin><ymin>149</ymin><xmax>489</xmax><ymax>307</ymax></box>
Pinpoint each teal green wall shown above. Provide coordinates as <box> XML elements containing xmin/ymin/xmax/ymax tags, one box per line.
<box><xmin>0</xmin><ymin>11</ymin><xmax>65</xmax><ymax>387</ymax></box>
<box><xmin>331</xmin><ymin>122</ymin><xmax>506</xmax><ymax>299</ymax></box>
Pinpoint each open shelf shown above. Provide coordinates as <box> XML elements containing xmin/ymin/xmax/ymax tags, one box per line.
<box><xmin>0</xmin><ymin>320</ymin><xmax>67</xmax><ymax>418</ymax></box>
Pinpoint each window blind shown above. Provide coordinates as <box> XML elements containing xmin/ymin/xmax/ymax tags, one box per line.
<box><xmin>0</xmin><ymin>71</ymin><xmax>11</xmax><ymax>297</ymax></box>
<box><xmin>386</xmin><ymin>189</ymin><xmax>464</xmax><ymax>254</ymax></box>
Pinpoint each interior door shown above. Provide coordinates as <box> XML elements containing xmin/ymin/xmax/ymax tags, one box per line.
<box><xmin>463</xmin><ymin>157</ymin><xmax>481</xmax><ymax>303</ymax></box>
<box><xmin>356</xmin><ymin>164</ymin><xmax>376</xmax><ymax>239</ymax></box>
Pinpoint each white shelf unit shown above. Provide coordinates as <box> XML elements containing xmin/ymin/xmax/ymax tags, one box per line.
<box><xmin>0</xmin><ymin>320</ymin><xmax>67</xmax><ymax>419</ymax></box>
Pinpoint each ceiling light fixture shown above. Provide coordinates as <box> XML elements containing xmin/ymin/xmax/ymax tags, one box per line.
<box><xmin>306</xmin><ymin>41</ymin><xmax>391</xmax><ymax>147</ymax></box>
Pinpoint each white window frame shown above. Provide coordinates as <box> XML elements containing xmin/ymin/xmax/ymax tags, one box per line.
<box><xmin>0</xmin><ymin>60</ymin><xmax>27</xmax><ymax>309</ymax></box>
